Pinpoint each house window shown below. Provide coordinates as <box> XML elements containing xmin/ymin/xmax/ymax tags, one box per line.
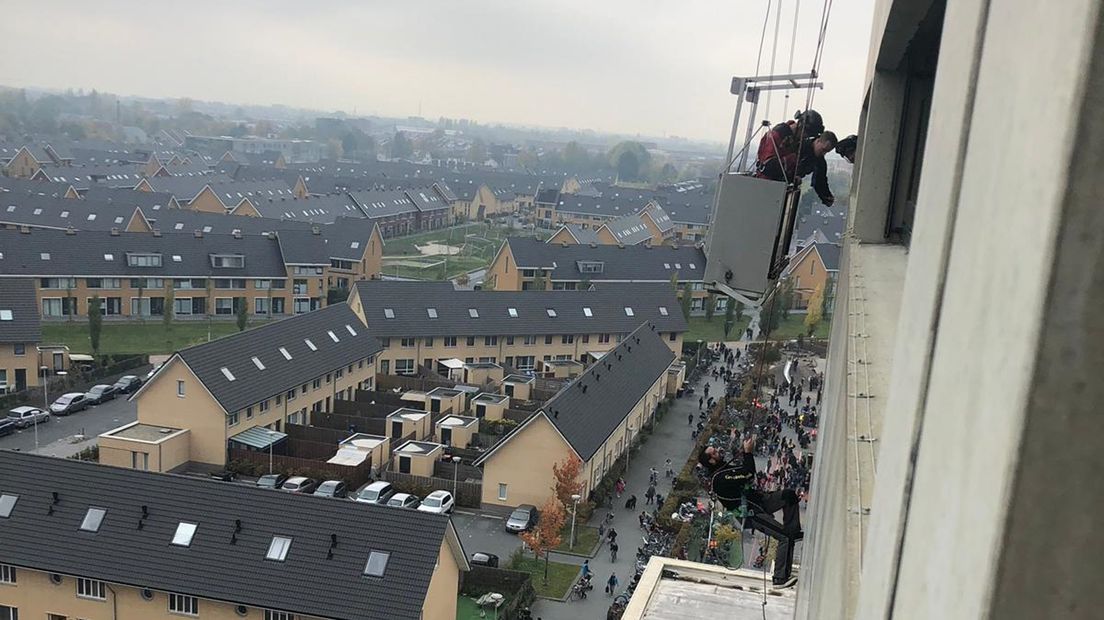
<box><xmin>444</xmin><ymin>337</ymin><xmax>457</xmax><ymax>347</ymax></box>
<box><xmin>401</xmin><ymin>337</ymin><xmax>415</xmax><ymax>348</ymax></box>
<box><xmin>466</xmin><ymin>337</ymin><xmax>476</xmax><ymax>346</ymax></box>
<box><xmin>228</xmin><ymin>412</ymin><xmax>239</xmax><ymax>426</ymax></box>
<box><xmin>265</xmin><ymin>611</ymin><xmax>295</xmax><ymax>620</ymax></box>
<box><xmin>210</xmin><ymin>254</ymin><xmax>245</xmax><ymax>268</ymax></box>
<box><xmin>177</xmin><ymin>381</ymin><xmax>185</xmax><ymax>397</ymax></box>
<box><xmin>132</xmin><ymin>451</ymin><xmax>149</xmax><ymax>470</ymax></box>
<box><xmin>395</xmin><ymin>359</ymin><xmax>416</xmax><ymax>375</ymax></box>
<box><xmin>168</xmin><ymin>593</ymin><xmax>198</xmax><ymax>616</ymax></box>
<box><xmin>544</xmin><ymin>335</ymin><xmax>553</xmax><ymax>345</ymax></box>
<box><xmin>0</xmin><ymin>605</ymin><xmax>17</xmax><ymax>620</ymax></box>
<box><xmin>598</xmin><ymin>334</ymin><xmax>611</xmax><ymax>344</ymax></box>
<box><xmin>523</xmin><ymin>335</ymin><xmax>536</xmax><ymax>346</ymax></box>
<box><xmin>126</xmin><ymin>252</ymin><xmax>162</xmax><ymax>267</ymax></box>
<box><xmin>562</xmin><ymin>335</ymin><xmax>574</xmax><ymax>344</ymax></box>
<box><xmin>13</xmin><ymin>344</ymin><xmax>24</xmax><ymax>356</ymax></box>
<box><xmin>484</xmin><ymin>336</ymin><xmax>497</xmax><ymax>346</ymax></box>
<box><xmin>498</xmin><ymin>483</ymin><xmax>508</xmax><ymax>501</ymax></box>
<box><xmin>0</xmin><ymin>565</ymin><xmax>15</xmax><ymax>584</ymax></box>
<box><xmin>363</xmin><ymin>550</ymin><xmax>390</xmax><ymax>577</ymax></box>
<box><xmin>76</xmin><ymin>578</ymin><xmax>106</xmax><ymax>600</ymax></box>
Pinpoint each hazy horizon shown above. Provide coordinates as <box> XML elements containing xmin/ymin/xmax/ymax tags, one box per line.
<box><xmin>0</xmin><ymin>1</ymin><xmax>873</xmax><ymax>144</ymax></box>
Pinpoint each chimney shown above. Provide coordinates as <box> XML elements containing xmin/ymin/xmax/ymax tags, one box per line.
<box><xmin>311</xmin><ymin>225</ymin><xmax>321</xmax><ymax>235</ymax></box>
<box><xmin>617</xmin><ymin>243</ymin><xmax>625</xmax><ymax>249</ymax></box>
<box><xmin>588</xmin><ymin>242</ymin><xmax>597</xmax><ymax>248</ymax></box>
<box><xmin>110</xmin><ymin>228</ymin><xmax>120</xmax><ymax>236</ymax></box>
<box><xmin>152</xmin><ymin>229</ymin><xmax>162</xmax><ymax>237</ymax></box>
<box><xmin>193</xmin><ymin>230</ymin><xmax>203</xmax><ymax>238</ymax></box>
<box><xmin>65</xmin><ymin>227</ymin><xmax>76</xmax><ymax>236</ymax></box>
<box><xmin>19</xmin><ymin>226</ymin><xmax>30</xmax><ymax>234</ymax></box>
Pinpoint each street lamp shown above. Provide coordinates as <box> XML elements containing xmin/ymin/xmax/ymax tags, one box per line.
<box><xmin>451</xmin><ymin>456</ymin><xmax>461</xmax><ymax>499</ymax></box>
<box><xmin>38</xmin><ymin>365</ymin><xmax>50</xmax><ymax>451</ymax></box>
<box><xmin>266</xmin><ymin>430</ymin><xmax>279</xmax><ymax>474</ymax></box>
<box><xmin>626</xmin><ymin>425</ymin><xmax>635</xmax><ymax>470</ymax></box>
<box><xmin>569</xmin><ymin>493</ymin><xmax>581</xmax><ymax>549</ymax></box>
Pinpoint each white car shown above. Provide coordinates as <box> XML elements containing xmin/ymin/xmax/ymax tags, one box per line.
<box><xmin>417</xmin><ymin>490</ymin><xmax>455</xmax><ymax>514</ymax></box>
<box><xmin>7</xmin><ymin>406</ymin><xmax>50</xmax><ymax>428</ymax></box>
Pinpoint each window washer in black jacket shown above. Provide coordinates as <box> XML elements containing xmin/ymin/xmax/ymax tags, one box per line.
<box><xmin>699</xmin><ymin>436</ymin><xmax>803</xmax><ymax>588</ymax></box>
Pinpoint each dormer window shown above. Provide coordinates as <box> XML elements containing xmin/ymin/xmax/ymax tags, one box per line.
<box><xmin>127</xmin><ymin>252</ymin><xmax>162</xmax><ymax>268</ymax></box>
<box><xmin>211</xmin><ymin>254</ymin><xmax>245</xmax><ymax>268</ymax></box>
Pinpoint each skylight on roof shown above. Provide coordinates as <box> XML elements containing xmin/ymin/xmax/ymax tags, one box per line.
<box><xmin>345</xmin><ymin>324</ymin><xmax>358</xmax><ymax>336</ymax></box>
<box><xmin>305</xmin><ymin>339</ymin><xmax>317</xmax><ymax>351</ymax></box>
<box><xmin>689</xmin><ymin>263</ymin><xmax>696</xmax><ymax>269</ymax></box>
<box><xmin>172</xmin><ymin>521</ymin><xmax>197</xmax><ymax>547</ymax></box>
<box><xmin>663</xmin><ymin>263</ymin><xmax>670</xmax><ymax>269</ymax></box>
<box><xmin>174</xmin><ymin>223</ymin><xmax>184</xmax><ymax>230</ymax></box>
<box><xmin>279</xmin><ymin>347</ymin><xmax>292</xmax><ymax>360</ymax></box>
<box><xmin>583</xmin><ymin>307</ymin><xmax>593</xmax><ymax>317</ymax></box>
<box><xmin>266</xmin><ymin>535</ymin><xmax>293</xmax><ymax>561</ymax></box>
<box><xmin>364</xmin><ymin>550</ymin><xmax>390</xmax><ymax>577</ymax></box>
<box><xmin>508</xmin><ymin>308</ymin><xmax>518</xmax><ymax>318</ymax></box>
<box><xmin>468</xmin><ymin>308</ymin><xmax>479</xmax><ymax>318</ymax></box>
<box><xmin>0</xmin><ymin>493</ymin><xmax>18</xmax><ymax>518</ymax></box>
<box><xmin>624</xmin><ymin>307</ymin><xmax>635</xmax><ymax>316</ymax></box>
<box><xmin>221</xmin><ymin>367</ymin><xmax>236</xmax><ymax>381</ymax></box>
<box><xmin>80</xmin><ymin>507</ymin><xmax>106</xmax><ymax>532</ymax></box>
<box><xmin>427</xmin><ymin>308</ymin><xmax>438</xmax><ymax>319</ymax></box>
<box><xmin>172</xmin><ymin>255</ymin><xmax>182</xmax><ymax>262</ymax></box>
<box><xmin>383</xmin><ymin>308</ymin><xmax>395</xmax><ymax>319</ymax></box>
<box><xmin>659</xmin><ymin>306</ymin><xmax>669</xmax><ymax>316</ymax></box>
<box><xmin>252</xmin><ymin>357</ymin><xmax>266</xmax><ymax>370</ymax></box>
<box><xmin>40</xmin><ymin>253</ymin><xmax>50</xmax><ymax>261</ymax></box>
<box><xmin>546</xmin><ymin>308</ymin><xmax>557</xmax><ymax>318</ymax></box>
<box><xmin>328</xmin><ymin>330</ymin><xmax>340</xmax><ymax>343</ymax></box>
<box><xmin>0</xmin><ymin>310</ymin><xmax>12</xmax><ymax>321</ymax></box>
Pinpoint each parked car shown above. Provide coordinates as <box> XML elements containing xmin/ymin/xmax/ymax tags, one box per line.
<box><xmin>280</xmin><ymin>476</ymin><xmax>318</xmax><ymax>494</ymax></box>
<box><xmin>256</xmin><ymin>474</ymin><xmax>288</xmax><ymax>489</ymax></box>
<box><xmin>314</xmin><ymin>480</ymin><xmax>348</xmax><ymax>498</ymax></box>
<box><xmin>417</xmin><ymin>490</ymin><xmax>455</xmax><ymax>515</ymax></box>
<box><xmin>353</xmin><ymin>481</ymin><xmax>395</xmax><ymax>504</ymax></box>
<box><xmin>7</xmin><ymin>406</ymin><xmax>49</xmax><ymax>429</ymax></box>
<box><xmin>470</xmin><ymin>552</ymin><xmax>499</xmax><ymax>568</ymax></box>
<box><xmin>505</xmin><ymin>504</ymin><xmax>539</xmax><ymax>533</ymax></box>
<box><xmin>112</xmin><ymin>375</ymin><xmax>143</xmax><ymax>394</ymax></box>
<box><xmin>84</xmin><ymin>384</ymin><xmax>117</xmax><ymax>405</ymax></box>
<box><xmin>386</xmin><ymin>493</ymin><xmax>421</xmax><ymax>510</ymax></box>
<box><xmin>0</xmin><ymin>418</ymin><xmax>16</xmax><ymax>437</ymax></box>
<box><xmin>49</xmin><ymin>393</ymin><xmax>88</xmax><ymax>416</ymax></box>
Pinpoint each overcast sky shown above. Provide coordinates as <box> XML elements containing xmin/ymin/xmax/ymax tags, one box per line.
<box><xmin>0</xmin><ymin>1</ymin><xmax>873</xmax><ymax>143</ymax></box>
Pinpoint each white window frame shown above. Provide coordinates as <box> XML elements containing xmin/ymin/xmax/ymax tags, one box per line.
<box><xmin>168</xmin><ymin>593</ymin><xmax>198</xmax><ymax>616</ymax></box>
<box><xmin>76</xmin><ymin>577</ymin><xmax>106</xmax><ymax>600</ymax></box>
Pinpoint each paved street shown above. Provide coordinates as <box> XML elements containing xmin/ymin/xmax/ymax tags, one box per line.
<box><xmin>529</xmin><ymin>369</ymin><xmax>730</xmax><ymax>620</ymax></box>
<box><xmin>0</xmin><ymin>384</ymin><xmax>140</xmax><ymax>458</ymax></box>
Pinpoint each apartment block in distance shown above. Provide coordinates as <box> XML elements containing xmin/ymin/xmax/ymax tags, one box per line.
<box><xmin>347</xmin><ymin>280</ymin><xmax>688</xmax><ymax>375</ymax></box>
<box><xmin>0</xmin><ymin>451</ymin><xmax>467</xmax><ymax>620</ymax></box>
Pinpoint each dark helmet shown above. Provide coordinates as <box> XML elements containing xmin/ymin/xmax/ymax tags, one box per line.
<box><xmin>836</xmin><ymin>134</ymin><xmax>858</xmax><ymax>162</ymax></box>
<box><xmin>795</xmin><ymin>109</ymin><xmax>824</xmax><ymax>137</ymax></box>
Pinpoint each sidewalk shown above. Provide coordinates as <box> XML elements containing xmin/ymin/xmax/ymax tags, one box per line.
<box><xmin>531</xmin><ymin>370</ymin><xmax>729</xmax><ymax>620</ymax></box>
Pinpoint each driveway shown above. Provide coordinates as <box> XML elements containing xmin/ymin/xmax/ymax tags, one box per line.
<box><xmin>0</xmin><ymin>392</ymin><xmax>137</xmax><ymax>457</ymax></box>
<box><xmin>452</xmin><ymin>511</ymin><xmax>523</xmax><ymax>566</ymax></box>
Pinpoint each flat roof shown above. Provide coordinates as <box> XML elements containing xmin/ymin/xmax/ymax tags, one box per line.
<box><xmin>438</xmin><ymin>415</ymin><xmax>478</xmax><ymax>427</ymax></box>
<box><xmin>389</xmin><ymin>408</ymin><xmax>430</xmax><ymax>420</ymax></box>
<box><xmin>544</xmin><ymin>359</ymin><xmax>584</xmax><ymax>367</ymax></box>
<box><xmin>427</xmin><ymin>387</ymin><xmax>462</xmax><ymax>397</ymax></box>
<box><xmin>503</xmin><ymin>374</ymin><xmax>535</xmax><ymax>383</ymax></box>
<box><xmin>104</xmin><ymin>422</ymin><xmax>185</xmax><ymax>442</ymax></box>
<box><xmin>395</xmin><ymin>440</ymin><xmax>444</xmax><ymax>454</ymax></box>
<box><xmin>464</xmin><ymin>362</ymin><xmax>501</xmax><ymax>369</ymax></box>
<box><xmin>338</xmin><ymin>433</ymin><xmax>388</xmax><ymax>449</ymax></box>
<box><xmin>473</xmin><ymin>392</ymin><xmax>509</xmax><ymax>404</ymax></box>
<box><xmin>623</xmin><ymin>558</ymin><xmax>796</xmax><ymax>620</ymax></box>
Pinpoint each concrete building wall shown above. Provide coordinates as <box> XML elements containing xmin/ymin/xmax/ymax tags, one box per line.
<box><xmin>796</xmin><ymin>0</ymin><xmax>1104</xmax><ymax>618</ymax></box>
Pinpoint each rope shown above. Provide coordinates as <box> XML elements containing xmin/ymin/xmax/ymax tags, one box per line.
<box><xmin>753</xmin><ymin>0</ymin><xmax>774</xmax><ymax>79</ymax></box>
<box><xmin>783</xmin><ymin>0</ymin><xmax>801</xmax><ymax>112</ymax></box>
<box><xmin>765</xmin><ymin>0</ymin><xmax>784</xmax><ymax>123</ymax></box>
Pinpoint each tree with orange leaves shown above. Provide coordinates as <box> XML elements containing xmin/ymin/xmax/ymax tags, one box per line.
<box><xmin>552</xmin><ymin>454</ymin><xmax>585</xmax><ymax>512</ymax></box>
<box><xmin>519</xmin><ymin>497</ymin><xmax>566</xmax><ymax>583</ymax></box>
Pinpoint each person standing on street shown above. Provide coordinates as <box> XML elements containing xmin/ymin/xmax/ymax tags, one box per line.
<box><xmin>645</xmin><ymin>483</ymin><xmax>656</xmax><ymax>505</ymax></box>
<box><xmin>610</xmin><ymin>540</ymin><xmax>619</xmax><ymax>562</ymax></box>
<box><xmin>688</xmin><ymin>412</ymin><xmax>694</xmax><ymax>426</ymax></box>
<box><xmin>607</xmin><ymin>526</ymin><xmax>618</xmax><ymax>546</ymax></box>
<box><xmin>606</xmin><ymin>573</ymin><xmax>619</xmax><ymax>596</ymax></box>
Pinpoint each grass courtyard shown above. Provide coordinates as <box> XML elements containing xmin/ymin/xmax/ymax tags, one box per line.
<box><xmin>42</xmin><ymin>320</ymin><xmax>266</xmax><ymax>355</ymax></box>
<box><xmin>382</xmin><ymin>221</ymin><xmax>545</xmax><ymax>281</ymax></box>
<box><xmin>507</xmin><ymin>555</ymin><xmax>579</xmax><ymax>599</ymax></box>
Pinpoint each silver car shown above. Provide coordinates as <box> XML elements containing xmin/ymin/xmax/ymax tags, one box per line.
<box><xmin>7</xmin><ymin>406</ymin><xmax>50</xmax><ymax>429</ymax></box>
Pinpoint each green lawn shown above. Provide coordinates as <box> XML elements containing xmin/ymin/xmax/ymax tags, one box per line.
<box><xmin>382</xmin><ymin>222</ymin><xmax>546</xmax><ymax>281</ymax></box>
<box><xmin>508</xmin><ymin>555</ymin><xmax>580</xmax><ymax>599</ymax></box>
<box><xmin>384</xmin><ymin>223</ymin><xmax>486</xmax><ymax>256</ymax></box>
<box><xmin>685</xmin><ymin>316</ymin><xmax>752</xmax><ymax>344</ymax></box>
<box><xmin>383</xmin><ymin>255</ymin><xmax>488</xmax><ymax>281</ymax></box>
<box><xmin>765</xmin><ymin>314</ymin><xmax>831</xmax><ymax>340</ymax></box>
<box><xmin>555</xmin><ymin>524</ymin><xmax>600</xmax><ymax>555</ymax></box>
<box><xmin>42</xmin><ymin>321</ymin><xmax>268</xmax><ymax>355</ymax></box>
